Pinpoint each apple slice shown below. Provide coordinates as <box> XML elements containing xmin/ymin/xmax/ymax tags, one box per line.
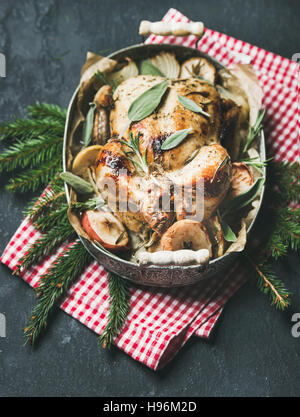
<box><xmin>160</xmin><ymin>219</ymin><xmax>212</xmax><ymax>256</ymax></box>
<box><xmin>82</xmin><ymin>210</ymin><xmax>129</xmax><ymax>251</ymax></box>
<box><xmin>72</xmin><ymin>145</ymin><xmax>102</xmax><ymax>183</ymax></box>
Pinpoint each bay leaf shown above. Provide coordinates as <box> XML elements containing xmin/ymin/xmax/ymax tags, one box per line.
<box><xmin>60</xmin><ymin>171</ymin><xmax>94</xmax><ymax>195</ymax></box>
<box><xmin>128</xmin><ymin>80</ymin><xmax>168</xmax><ymax>122</ymax></box>
<box><xmin>161</xmin><ymin>127</ymin><xmax>193</xmax><ymax>151</ymax></box>
<box><xmin>178</xmin><ymin>94</ymin><xmax>210</xmax><ymax>118</ymax></box>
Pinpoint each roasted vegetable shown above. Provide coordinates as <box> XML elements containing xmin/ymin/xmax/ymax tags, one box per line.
<box><xmin>82</xmin><ymin>209</ymin><xmax>129</xmax><ymax>251</ymax></box>
<box><xmin>160</xmin><ymin>219</ymin><xmax>212</xmax><ymax>256</ymax></box>
<box><xmin>180</xmin><ymin>57</ymin><xmax>217</xmax><ymax>84</ymax></box>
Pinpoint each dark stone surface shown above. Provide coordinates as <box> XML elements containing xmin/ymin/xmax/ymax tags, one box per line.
<box><xmin>0</xmin><ymin>0</ymin><xmax>299</xmax><ymax>397</ymax></box>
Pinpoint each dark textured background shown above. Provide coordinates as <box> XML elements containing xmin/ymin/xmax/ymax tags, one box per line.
<box><xmin>0</xmin><ymin>0</ymin><xmax>300</xmax><ymax>397</ymax></box>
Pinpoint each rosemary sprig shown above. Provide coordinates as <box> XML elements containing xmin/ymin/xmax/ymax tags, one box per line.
<box><xmin>24</xmin><ymin>241</ymin><xmax>92</xmax><ymax>345</ymax></box>
<box><xmin>99</xmin><ymin>271</ymin><xmax>130</xmax><ymax>349</ymax></box>
<box><xmin>119</xmin><ymin>132</ymin><xmax>149</xmax><ymax>175</ymax></box>
<box><xmin>242</xmin><ymin>109</ymin><xmax>265</xmax><ymax>153</ymax></box>
<box><xmin>241</xmin><ymin>156</ymin><xmax>273</xmax><ymax>172</ymax></box>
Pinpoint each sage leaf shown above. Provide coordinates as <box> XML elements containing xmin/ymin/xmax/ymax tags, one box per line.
<box><xmin>196</xmin><ymin>75</ymin><xmax>214</xmax><ymax>86</ymax></box>
<box><xmin>82</xmin><ymin>103</ymin><xmax>96</xmax><ymax>146</ymax></box>
<box><xmin>161</xmin><ymin>127</ymin><xmax>193</xmax><ymax>151</ymax></box>
<box><xmin>222</xmin><ymin>177</ymin><xmax>265</xmax><ymax>216</ymax></box>
<box><xmin>60</xmin><ymin>172</ymin><xmax>94</xmax><ymax>195</ymax></box>
<box><xmin>128</xmin><ymin>80</ymin><xmax>168</xmax><ymax>122</ymax></box>
<box><xmin>220</xmin><ymin>219</ymin><xmax>237</xmax><ymax>242</ymax></box>
<box><xmin>212</xmin><ymin>157</ymin><xmax>229</xmax><ymax>182</ymax></box>
<box><xmin>139</xmin><ymin>60</ymin><xmax>165</xmax><ymax>77</ymax></box>
<box><xmin>178</xmin><ymin>94</ymin><xmax>210</xmax><ymax>118</ymax></box>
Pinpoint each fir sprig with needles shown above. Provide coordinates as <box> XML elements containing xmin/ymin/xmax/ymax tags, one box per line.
<box><xmin>0</xmin><ymin>103</ymin><xmax>66</xmax><ymax>192</ymax></box>
<box><xmin>99</xmin><ymin>271</ymin><xmax>130</xmax><ymax>349</ymax></box>
<box><xmin>243</xmin><ymin>160</ymin><xmax>300</xmax><ymax>309</ymax></box>
<box><xmin>24</xmin><ymin>240</ymin><xmax>93</xmax><ymax>346</ymax></box>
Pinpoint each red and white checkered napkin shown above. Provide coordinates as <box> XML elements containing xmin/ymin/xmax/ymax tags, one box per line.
<box><xmin>1</xmin><ymin>9</ymin><xmax>299</xmax><ymax>370</ymax></box>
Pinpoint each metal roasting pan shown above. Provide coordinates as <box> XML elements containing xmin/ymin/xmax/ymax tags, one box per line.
<box><xmin>63</xmin><ymin>43</ymin><xmax>266</xmax><ymax>287</ymax></box>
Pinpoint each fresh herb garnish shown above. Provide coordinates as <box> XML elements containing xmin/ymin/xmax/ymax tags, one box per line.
<box><xmin>71</xmin><ymin>196</ymin><xmax>105</xmax><ymax>212</ymax></box>
<box><xmin>241</xmin><ymin>156</ymin><xmax>273</xmax><ymax>172</ymax></box>
<box><xmin>119</xmin><ymin>132</ymin><xmax>149</xmax><ymax>175</ymax></box>
<box><xmin>139</xmin><ymin>60</ymin><xmax>165</xmax><ymax>77</ymax></box>
<box><xmin>60</xmin><ymin>171</ymin><xmax>94</xmax><ymax>195</ymax></box>
<box><xmin>219</xmin><ymin>217</ymin><xmax>237</xmax><ymax>242</ymax></box>
<box><xmin>195</xmin><ymin>75</ymin><xmax>214</xmax><ymax>86</ymax></box>
<box><xmin>128</xmin><ymin>80</ymin><xmax>168</xmax><ymax>123</ymax></box>
<box><xmin>178</xmin><ymin>94</ymin><xmax>211</xmax><ymax>118</ymax></box>
<box><xmin>161</xmin><ymin>127</ymin><xmax>193</xmax><ymax>151</ymax></box>
<box><xmin>243</xmin><ymin>109</ymin><xmax>266</xmax><ymax>153</ymax></box>
<box><xmin>119</xmin><ymin>80</ymin><xmax>169</xmax><ymax>139</ymax></box>
<box><xmin>222</xmin><ymin>177</ymin><xmax>265</xmax><ymax>217</ymax></box>
<box><xmin>211</xmin><ymin>157</ymin><xmax>229</xmax><ymax>182</ymax></box>
<box><xmin>82</xmin><ymin>103</ymin><xmax>96</xmax><ymax>146</ymax></box>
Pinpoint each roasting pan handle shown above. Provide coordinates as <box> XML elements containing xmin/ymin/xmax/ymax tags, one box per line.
<box><xmin>139</xmin><ymin>20</ymin><xmax>205</xmax><ymax>38</ymax></box>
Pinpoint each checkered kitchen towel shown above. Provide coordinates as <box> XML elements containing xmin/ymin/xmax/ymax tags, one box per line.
<box><xmin>1</xmin><ymin>9</ymin><xmax>299</xmax><ymax>370</ymax></box>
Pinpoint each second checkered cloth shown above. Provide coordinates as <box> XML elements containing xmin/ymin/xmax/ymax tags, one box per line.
<box><xmin>1</xmin><ymin>8</ymin><xmax>299</xmax><ymax>370</ymax></box>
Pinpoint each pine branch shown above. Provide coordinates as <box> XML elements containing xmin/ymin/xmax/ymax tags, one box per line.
<box><xmin>268</xmin><ymin>161</ymin><xmax>300</xmax><ymax>205</ymax></box>
<box><xmin>33</xmin><ymin>206</ymin><xmax>69</xmax><ymax>233</ymax></box>
<box><xmin>244</xmin><ymin>160</ymin><xmax>299</xmax><ymax>310</ymax></box>
<box><xmin>15</xmin><ymin>218</ymin><xmax>76</xmax><ymax>274</ymax></box>
<box><xmin>6</xmin><ymin>156</ymin><xmax>62</xmax><ymax>192</ymax></box>
<box><xmin>99</xmin><ymin>271</ymin><xmax>130</xmax><ymax>349</ymax></box>
<box><xmin>0</xmin><ymin>135</ymin><xmax>63</xmax><ymax>173</ymax></box>
<box><xmin>0</xmin><ymin>118</ymin><xmax>64</xmax><ymax>142</ymax></box>
<box><xmin>27</xmin><ymin>102</ymin><xmax>67</xmax><ymax>123</ymax></box>
<box><xmin>25</xmin><ymin>186</ymin><xmax>66</xmax><ymax>221</ymax></box>
<box><xmin>245</xmin><ymin>255</ymin><xmax>291</xmax><ymax>310</ymax></box>
<box><xmin>266</xmin><ymin>207</ymin><xmax>300</xmax><ymax>259</ymax></box>
<box><xmin>24</xmin><ymin>241</ymin><xmax>92</xmax><ymax>345</ymax></box>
